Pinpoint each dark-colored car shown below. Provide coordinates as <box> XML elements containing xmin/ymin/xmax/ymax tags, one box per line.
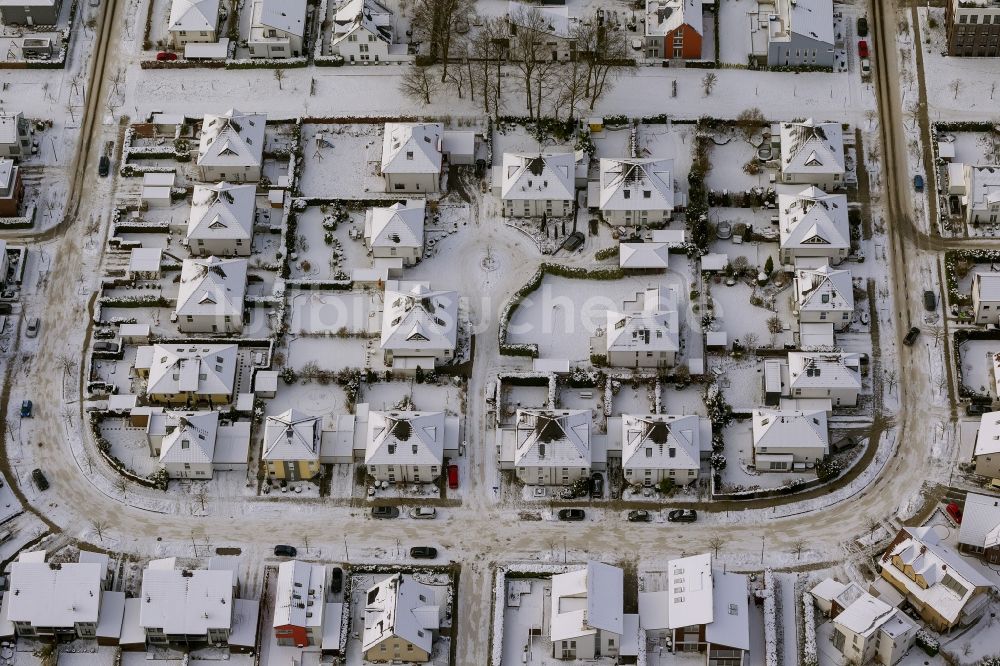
<box><xmin>590</xmin><ymin>472</ymin><xmax>604</xmax><ymax>498</ymax></box>
<box><xmin>946</xmin><ymin>502</ymin><xmax>963</xmax><ymax>524</ymax></box>
<box><xmin>273</xmin><ymin>544</ymin><xmax>297</xmax><ymax>557</ymax></box>
<box><xmin>627</xmin><ymin>509</ymin><xmax>652</xmax><ymax>522</ymax></box>
<box><xmin>913</xmin><ymin>174</ymin><xmax>924</xmax><ymax>192</ymax></box>
<box><xmin>563</xmin><ymin>231</ymin><xmax>585</xmax><ymax>252</ymax></box>
<box><xmin>31</xmin><ymin>469</ymin><xmax>48</xmax><ymax>491</ymax></box>
<box><xmin>156</xmin><ymin>51</ymin><xmax>178</xmax><ymax>61</ymax></box>
<box><xmin>558</xmin><ymin>508</ymin><xmax>586</xmax><ymax>521</ymax></box>
<box><xmin>410</xmin><ymin>546</ymin><xmax>438</xmax><ymax>559</ymax></box>
<box><xmin>857</xmin><ymin>16</ymin><xmax>869</xmax><ymax>37</ymax></box>
<box><xmin>94</xmin><ymin>341</ymin><xmax>117</xmax><ymax>352</ymax></box>
<box><xmin>967</xmin><ymin>402</ymin><xmax>991</xmax><ymax>416</ymax></box>
<box><xmin>98</xmin><ymin>155</ymin><xmax>110</xmax><ymax>177</ymax></box>
<box><xmin>903</xmin><ymin>326</ymin><xmax>920</xmax><ymax>346</ymax></box>
<box><xmin>923</xmin><ymin>290</ymin><xmax>936</xmax><ymax>311</ymax></box>
<box><xmin>667</xmin><ymin>509</ymin><xmax>697</xmax><ymax>523</ymax></box>
<box><xmin>447</xmin><ymin>464</ymin><xmax>459</xmax><ymax>490</ymax></box>
<box><xmin>330</xmin><ymin>567</ymin><xmax>343</xmax><ymax>594</ymax></box>
<box><xmin>371</xmin><ymin>506</ymin><xmax>400</xmax><ymax>519</ymax></box>
<box><xmin>20</xmin><ymin>400</ymin><xmax>32</xmax><ymax>418</ymax></box>
<box><xmin>858</xmin><ymin>40</ymin><xmax>869</xmax><ymax>58</ymax></box>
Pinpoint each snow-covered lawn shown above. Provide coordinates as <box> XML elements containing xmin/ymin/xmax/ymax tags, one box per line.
<box><xmin>710</xmin><ymin>355</ymin><xmax>764</xmax><ymax>410</ymax></box>
<box><xmin>492</xmin><ymin>124</ymin><xmax>575</xmax><ymax>166</ymax></box>
<box><xmin>718</xmin><ymin>0</ymin><xmax>756</xmax><ymax>65</ymax></box>
<box><xmin>360</xmin><ymin>379</ymin><xmax>465</xmax><ymax>413</ymax></box>
<box><xmin>100</xmin><ymin>416</ymin><xmax>158</xmax><ymax>477</ymax></box>
<box><xmin>287</xmin><ymin>336</ymin><xmax>371</xmax><ymax>372</ymax></box>
<box><xmin>288</xmin><ymin>290</ymin><xmax>374</xmax><ymax>334</ymax></box>
<box><xmin>298</xmin><ymin>124</ymin><xmax>387</xmax><ymax>199</ymax></box>
<box><xmin>706</xmin><ymin>137</ymin><xmax>766</xmax><ymax>193</ymax></box>
<box><xmin>592</xmin><ymin>125</ymin><xmax>631</xmax><ymax>159</ymax></box>
<box><xmin>946</xmin><ymin>131</ymin><xmax>1000</xmax><ymax>166</ymax></box>
<box><xmin>919</xmin><ymin>8</ymin><xmax>1000</xmax><ymax>119</ymax></box>
<box><xmin>289</xmin><ymin>206</ymin><xmax>369</xmax><ymax>279</ymax></box>
<box><xmin>707</xmin><ymin>280</ymin><xmax>795</xmax><ymax>349</ymax></box>
<box><xmin>958</xmin><ymin>339</ymin><xmax>1000</xmax><ymax>397</ymax></box>
<box><xmin>637</xmin><ymin>123</ymin><xmax>696</xmax><ymax>197</ymax></box>
<box><xmin>499</xmin><ymin>384</ymin><xmax>550</xmax><ymax>425</ymax></box>
<box><xmin>717</xmin><ymin>420</ymin><xmax>816</xmax><ymax>492</ymax></box>
<box><xmin>264</xmin><ymin>379</ymin><xmax>350</xmax><ymax>416</ymax></box>
<box><xmin>610</xmin><ymin>380</ymin><xmax>657</xmax><ymax>416</ymax></box>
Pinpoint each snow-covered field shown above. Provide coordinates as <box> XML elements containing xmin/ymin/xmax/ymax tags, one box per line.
<box><xmin>298</xmin><ymin>124</ymin><xmax>387</xmax><ymax>199</ymax></box>
<box><xmin>958</xmin><ymin>339</ymin><xmax>1000</xmax><ymax>397</ymax></box>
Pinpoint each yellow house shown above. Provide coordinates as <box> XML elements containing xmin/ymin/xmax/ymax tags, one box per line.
<box><xmin>362</xmin><ymin>574</ymin><xmax>440</xmax><ymax>663</ymax></box>
<box><xmin>262</xmin><ymin>410</ymin><xmax>321</xmax><ymax>481</ymax></box>
<box><xmin>135</xmin><ymin>344</ymin><xmax>237</xmax><ymax>406</ymax></box>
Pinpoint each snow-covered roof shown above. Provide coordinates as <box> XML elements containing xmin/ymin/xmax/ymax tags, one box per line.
<box><xmin>380</xmin><ymin>283</ymin><xmax>458</xmax><ymax>354</ymax></box>
<box><xmin>752</xmin><ymin>409</ymin><xmax>828</xmax><ymax>452</ymax></box>
<box><xmin>8</xmin><ymin>554</ymin><xmax>102</xmax><ymax>629</ymax></box>
<box><xmin>780</xmin><ymin>120</ymin><xmax>845</xmax><ymax>177</ymax></box>
<box><xmin>606</xmin><ymin>287</ymin><xmax>679</xmax><ymax>355</ymax></box>
<box><xmin>834</xmin><ymin>592</ymin><xmax>899</xmax><ymax>638</ymax></box>
<box><xmin>645</xmin><ymin>0</ymin><xmax>703</xmax><ymax>38</ymax></box>
<box><xmin>129</xmin><ymin>247</ymin><xmax>162</xmax><ymax>274</ymax></box>
<box><xmin>365</xmin><ymin>410</ymin><xmax>446</xmax><ymax>467</ymax></box>
<box><xmin>187</xmin><ymin>182</ymin><xmax>255</xmax><ymax>243</ymax></box>
<box><xmin>964</xmin><ymin>165</ymin><xmax>1000</xmax><ymax>210</ymax></box>
<box><xmin>795</xmin><ymin>263</ymin><xmax>853</xmax><ymax>312</ymax></box>
<box><xmin>381</xmin><ymin>123</ymin><xmax>443</xmax><ymax>175</ymax></box>
<box><xmin>975</xmin><ymin>411</ymin><xmax>1000</xmax><ymax>457</ymax></box>
<box><xmin>273</xmin><ymin>561</ymin><xmax>326</xmax><ymax>630</ymax></box>
<box><xmin>366</xmin><ymin>200</ymin><xmax>425</xmax><ymax>250</ymax></box>
<box><xmin>780</xmin><ymin>0</ymin><xmax>834</xmax><ymax>43</ymax></box>
<box><xmin>619</xmin><ymin>242</ymin><xmax>670</xmax><ymax>269</ymax></box>
<box><xmin>974</xmin><ymin>272</ymin><xmax>1000</xmax><ymax>303</ymax></box>
<box><xmin>778</xmin><ymin>187</ymin><xmax>850</xmax><ymax>253</ymax></box>
<box><xmin>254</xmin><ymin>0</ymin><xmax>306</xmax><ymax>36</ymax></box>
<box><xmin>332</xmin><ymin>0</ymin><xmax>392</xmax><ymax>43</ymax></box>
<box><xmin>0</xmin><ymin>112</ymin><xmax>22</xmax><ymax>146</ymax></box>
<box><xmin>666</xmin><ymin>553</ymin><xmax>713</xmax><ymax>628</ymax></box>
<box><xmin>263</xmin><ymin>409</ymin><xmax>320</xmax><ymax>462</ymax></box>
<box><xmin>168</xmin><ymin>0</ymin><xmax>220</xmax><ymax>32</ymax></box>
<box><xmin>550</xmin><ymin>562</ymin><xmax>624</xmax><ymax>642</ymax></box>
<box><xmin>0</xmin><ymin>159</ymin><xmax>15</xmax><ymax>190</ymax></box>
<box><xmin>598</xmin><ymin>158</ymin><xmax>675</xmax><ymax>212</ymax></box>
<box><xmin>362</xmin><ymin>574</ymin><xmax>439</xmax><ymax>656</ymax></box>
<box><xmin>508</xmin><ymin>0</ymin><xmax>570</xmax><ymax>37</ymax></box>
<box><xmin>513</xmin><ymin>409</ymin><xmax>591</xmax><ymax>468</ymax></box>
<box><xmin>787</xmin><ymin>352</ymin><xmax>862</xmax><ymax>391</ymax></box>
<box><xmin>809</xmin><ymin>577</ymin><xmax>846</xmax><ymax>604</ymax></box>
<box><xmin>197</xmin><ymin>110</ymin><xmax>265</xmax><ymax>171</ymax></box>
<box><xmin>621</xmin><ymin>414</ymin><xmax>700</xmax><ymax>472</ymax></box>
<box><xmin>958</xmin><ymin>492</ymin><xmax>1000</xmax><ymax>551</ymax></box>
<box><xmin>144</xmin><ymin>344</ymin><xmax>237</xmax><ymax>398</ymax></box>
<box><xmin>139</xmin><ymin>561</ymin><xmax>235</xmax><ymax>636</ymax></box>
<box><xmin>175</xmin><ymin>256</ymin><xmax>247</xmax><ymax>321</ymax></box>
<box><xmin>500</xmin><ymin>152</ymin><xmax>575</xmax><ymax>202</ymax></box>
<box><xmin>158</xmin><ymin>411</ymin><xmax>219</xmax><ymax>466</ymax></box>
<box><xmin>705</xmin><ymin>570</ymin><xmax>750</xmax><ymax>651</ymax></box>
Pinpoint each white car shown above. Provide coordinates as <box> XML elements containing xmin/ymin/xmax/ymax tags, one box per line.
<box><xmin>25</xmin><ymin>317</ymin><xmax>39</xmax><ymax>338</ymax></box>
<box><xmin>408</xmin><ymin>507</ymin><xmax>437</xmax><ymax>519</ymax></box>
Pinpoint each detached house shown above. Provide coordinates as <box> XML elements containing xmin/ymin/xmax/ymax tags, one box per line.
<box><xmin>167</xmin><ymin>0</ymin><xmax>221</xmax><ymax>49</ymax></box>
<box><xmin>511</xmin><ymin>409</ymin><xmax>592</xmax><ymax>486</ymax></box>
<box><xmin>644</xmin><ymin>0</ymin><xmax>703</xmax><ymax>59</ymax></box>
<box><xmin>0</xmin><ymin>0</ymin><xmax>62</xmax><ymax>25</ymax></box>
<box><xmin>248</xmin><ymin>0</ymin><xmax>306</xmax><ymax>58</ymax></box>
<box><xmin>958</xmin><ymin>165</ymin><xmax>1000</xmax><ymax>225</ymax></box>
<box><xmin>0</xmin><ymin>159</ymin><xmax>23</xmax><ymax>217</ymax></box>
<box><xmin>620</xmin><ymin>413</ymin><xmax>704</xmax><ymax>487</ymax></box>
<box><xmin>145</xmin><ymin>409</ymin><xmax>250</xmax><ymax>479</ymax></box>
<box><xmin>135</xmin><ymin>343</ymin><xmax>237</xmax><ymax>405</ymax></box>
<box><xmin>175</xmin><ymin>256</ymin><xmax>247</xmax><ymax>334</ymax></box>
<box><xmin>972</xmin><ymin>272</ymin><xmax>1000</xmax><ymax>325</ymax></box>
<box><xmin>600</xmin><ymin>287</ymin><xmax>679</xmax><ymax>368</ymax></box>
<box><xmin>958</xmin><ymin>492</ymin><xmax>1000</xmax><ymax>565</ymax></box>
<box><xmin>945</xmin><ymin>0</ymin><xmax>1000</xmax><ymax>57</ymax></box>
<box><xmin>498</xmin><ymin>152</ymin><xmax>575</xmax><ymax>218</ymax></box>
<box><xmin>186</xmin><ymin>182</ymin><xmax>256</xmax><ymax>257</ymax></box>
<box><xmin>273</xmin><ymin>561</ymin><xmax>327</xmax><ymax>648</ymax></box>
<box><xmin>380</xmin><ymin>282</ymin><xmax>459</xmax><ymax>371</ymax></box>
<box><xmin>752</xmin><ymin>0</ymin><xmax>835</xmax><ymax>68</ymax></box>
<box><xmin>752</xmin><ymin>408</ymin><xmax>829</xmax><ymax>471</ymax></box>
<box><xmin>331</xmin><ymin>0</ymin><xmax>403</xmax><ymax>63</ymax></box>
<box><xmin>380</xmin><ymin>123</ymin><xmax>442</xmax><ymax>193</ymax></box>
<box><xmin>972</xmin><ymin>411</ymin><xmax>1000</xmax><ymax>481</ymax></box>
<box><xmin>197</xmin><ymin>110</ymin><xmax>265</xmax><ymax>183</ymax></box>
<box><xmin>263</xmin><ymin>409</ymin><xmax>322</xmax><ymax>481</ymax></box>
<box><xmin>362</xmin><ymin>574</ymin><xmax>441</xmax><ymax>663</ymax></box>
<box><xmin>596</xmin><ymin>157</ymin><xmax>676</xmax><ymax>225</ymax></box>
<box><xmin>778</xmin><ymin>119</ymin><xmax>845</xmax><ymax>190</ymax></box>
<box><xmin>550</xmin><ymin>562</ymin><xmax>624</xmax><ymax>661</ymax></box>
<box><xmin>880</xmin><ymin>526</ymin><xmax>995</xmax><ymax>632</ymax></box>
<box><xmin>363</xmin><ymin>408</ymin><xmax>459</xmax><ymax>484</ymax></box>
<box><xmin>364</xmin><ymin>200</ymin><xmax>425</xmax><ymax>266</ymax></box>
<box><xmin>781</xmin><ymin>351</ymin><xmax>863</xmax><ymax>407</ymax></box>
<box><xmin>0</xmin><ymin>111</ymin><xmax>32</xmax><ymax>159</ymax></box>
<box><xmin>6</xmin><ymin>551</ymin><xmax>104</xmax><ymax>640</ymax></box>
<box><xmin>139</xmin><ymin>558</ymin><xmax>238</xmax><ymax>646</ymax></box>
<box><xmin>778</xmin><ymin>187</ymin><xmax>850</xmax><ymax>264</ymax></box>
<box><xmin>794</xmin><ymin>262</ymin><xmax>854</xmax><ymax>329</ymax></box>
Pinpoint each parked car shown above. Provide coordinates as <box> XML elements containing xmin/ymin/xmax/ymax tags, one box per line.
<box><xmin>31</xmin><ymin>469</ymin><xmax>48</xmax><ymax>491</ymax></box>
<box><xmin>0</xmin><ymin>529</ymin><xmax>14</xmax><ymax>544</ymax></box>
<box><xmin>967</xmin><ymin>403</ymin><xmax>991</xmax><ymax>416</ymax></box>
<box><xmin>273</xmin><ymin>544</ymin><xmax>297</xmax><ymax>557</ymax></box>
<box><xmin>590</xmin><ymin>472</ymin><xmax>604</xmax><ymax>498</ymax></box>
<box><xmin>25</xmin><ymin>317</ymin><xmax>39</xmax><ymax>338</ymax></box>
<box><xmin>447</xmin><ymin>464</ymin><xmax>459</xmax><ymax>490</ymax></box>
<box><xmin>946</xmin><ymin>503</ymin><xmax>963</xmax><ymax>524</ymax></box>
<box><xmin>860</xmin><ymin>58</ymin><xmax>871</xmax><ymax>77</ymax></box>
<box><xmin>408</xmin><ymin>507</ymin><xmax>437</xmax><ymax>519</ymax></box>
<box><xmin>558</xmin><ymin>508</ymin><xmax>586</xmax><ymax>521</ymax></box>
<box><xmin>410</xmin><ymin>546</ymin><xmax>438</xmax><ymax>559</ymax></box>
<box><xmin>627</xmin><ymin>509</ymin><xmax>652</xmax><ymax>523</ymax></box>
<box><xmin>98</xmin><ymin>155</ymin><xmax>110</xmax><ymax>177</ymax></box>
<box><xmin>923</xmin><ymin>290</ymin><xmax>936</xmax><ymax>311</ymax></box>
<box><xmin>371</xmin><ymin>506</ymin><xmax>400</xmax><ymax>519</ymax></box>
<box><xmin>858</xmin><ymin>40</ymin><xmax>869</xmax><ymax>58</ymax></box>
<box><xmin>667</xmin><ymin>509</ymin><xmax>697</xmax><ymax>523</ymax></box>
<box><xmin>913</xmin><ymin>175</ymin><xmax>924</xmax><ymax>192</ymax></box>
<box><xmin>330</xmin><ymin>567</ymin><xmax>344</xmax><ymax>594</ymax></box>
<box><xmin>19</xmin><ymin>400</ymin><xmax>32</xmax><ymax>418</ymax></box>
<box><xmin>857</xmin><ymin>16</ymin><xmax>869</xmax><ymax>36</ymax></box>
<box><xmin>94</xmin><ymin>328</ymin><xmax>116</xmax><ymax>339</ymax></box>
<box><xmin>903</xmin><ymin>326</ymin><xmax>920</xmax><ymax>346</ymax></box>
<box><xmin>563</xmin><ymin>231</ymin><xmax>585</xmax><ymax>252</ymax></box>
<box><xmin>94</xmin><ymin>341</ymin><xmax>117</xmax><ymax>352</ymax></box>
<box><xmin>156</xmin><ymin>51</ymin><xmax>178</xmax><ymax>61</ymax></box>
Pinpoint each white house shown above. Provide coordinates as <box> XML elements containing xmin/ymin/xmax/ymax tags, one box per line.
<box><xmin>619</xmin><ymin>242</ymin><xmax>670</xmax><ymax>270</ymax></box>
<box><xmin>596</xmin><ymin>158</ymin><xmax>675</xmax><ymax>226</ymax></box>
<box><xmin>498</xmin><ymin>152</ymin><xmax>575</xmax><ymax>218</ymax></box>
<box><xmin>362</xmin><ymin>574</ymin><xmax>441</xmax><ymax>663</ymax></box>
<box><xmin>973</xmin><ymin>411</ymin><xmax>1000</xmax><ymax>482</ymax></box>
<box><xmin>197</xmin><ymin>110</ymin><xmax>265</xmax><ymax>183</ymax></box>
<box><xmin>248</xmin><ymin>0</ymin><xmax>306</xmax><ymax>58</ymax></box>
<box><xmin>620</xmin><ymin>413</ymin><xmax>702</xmax><ymax>487</ymax></box>
<box><xmin>778</xmin><ymin>187</ymin><xmax>850</xmax><ymax>264</ymax></box>
<box><xmin>507</xmin><ymin>1</ymin><xmax>575</xmax><ymax>62</ymax></box>
<box><xmin>363</xmin><ymin>409</ymin><xmax>459</xmax><ymax>483</ymax></box>
<box><xmin>167</xmin><ymin>0</ymin><xmax>220</xmax><ymax>49</ymax></box>
<box><xmin>145</xmin><ymin>410</ymin><xmax>250</xmax><ymax>479</ymax></box>
<box><xmin>331</xmin><ymin>0</ymin><xmax>406</xmax><ymax>63</ymax></box>
<box><xmin>601</xmin><ymin>287</ymin><xmax>679</xmax><ymax>368</ymax></box>
<box><xmin>186</xmin><ymin>182</ymin><xmax>256</xmax><ymax>257</ymax></box>
<box><xmin>778</xmin><ymin>119</ymin><xmax>845</xmax><ymax>190</ymax></box>
<box><xmin>174</xmin><ymin>256</ymin><xmax>247</xmax><ymax>334</ymax></box>
<box><xmin>972</xmin><ymin>272</ymin><xmax>1000</xmax><ymax>325</ymax></box>
<box><xmin>752</xmin><ymin>408</ymin><xmax>828</xmax><ymax>471</ymax></box>
<box><xmin>550</xmin><ymin>562</ymin><xmax>624</xmax><ymax>661</ymax></box>
<box><xmin>262</xmin><ymin>409</ymin><xmax>322</xmax><ymax>481</ymax></box>
<box><xmin>512</xmin><ymin>409</ymin><xmax>592</xmax><ymax>486</ymax></box>
<box><xmin>793</xmin><ymin>262</ymin><xmax>854</xmax><ymax>328</ymax></box>
<box><xmin>958</xmin><ymin>492</ymin><xmax>1000</xmax><ymax>565</ymax></box>
<box><xmin>380</xmin><ymin>282</ymin><xmax>459</xmax><ymax>370</ymax></box>
<box><xmin>135</xmin><ymin>343</ymin><xmax>237</xmax><ymax>405</ymax></box>
<box><xmin>364</xmin><ymin>200</ymin><xmax>425</xmax><ymax>266</ymax></box>
<box><xmin>273</xmin><ymin>561</ymin><xmax>327</xmax><ymax>647</ymax></box>
<box><xmin>960</xmin><ymin>164</ymin><xmax>1000</xmax><ymax>225</ymax></box>
<box><xmin>380</xmin><ymin>123</ymin><xmax>442</xmax><ymax>193</ymax></box>
<box><xmin>6</xmin><ymin>551</ymin><xmax>104</xmax><ymax>640</ymax></box>
<box><xmin>139</xmin><ymin>558</ymin><xmax>237</xmax><ymax>646</ymax></box>
<box><xmin>0</xmin><ymin>111</ymin><xmax>31</xmax><ymax>159</ymax></box>
<box><xmin>786</xmin><ymin>351</ymin><xmax>862</xmax><ymax>407</ymax></box>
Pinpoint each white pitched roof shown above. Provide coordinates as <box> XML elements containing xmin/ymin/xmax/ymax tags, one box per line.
<box><xmin>381</xmin><ymin>123</ymin><xmax>443</xmax><ymax>175</ymax></box>
<box><xmin>381</xmin><ymin>283</ymin><xmax>458</xmax><ymax>354</ymax></box>
<box><xmin>362</xmin><ymin>574</ymin><xmax>439</xmax><ymax>655</ymax></box>
<box><xmin>834</xmin><ymin>593</ymin><xmax>898</xmax><ymax>638</ymax></box>
<box><xmin>645</xmin><ymin>0</ymin><xmax>703</xmax><ymax>37</ymax></box>
<box><xmin>145</xmin><ymin>344</ymin><xmax>237</xmax><ymax>398</ymax></box>
<box><xmin>273</xmin><ymin>561</ymin><xmax>326</xmax><ymax>630</ymax></box>
<box><xmin>778</xmin><ymin>187</ymin><xmax>850</xmax><ymax>253</ymax></box>
<box><xmin>365</xmin><ymin>410</ymin><xmax>445</xmax><ymax>467</ymax></box>
<box><xmin>666</xmin><ymin>553</ymin><xmax>714</xmax><ymax>628</ymax></box>
<box><xmin>263</xmin><ymin>409</ymin><xmax>320</xmax><ymax>461</ymax></box>
<box><xmin>621</xmin><ymin>414</ymin><xmax>700</xmax><ymax>472</ymax></box>
<box><xmin>606</xmin><ymin>287</ymin><xmax>679</xmax><ymax>355</ymax></box>
<box><xmin>366</xmin><ymin>200</ymin><xmax>425</xmax><ymax>250</ymax></box>
<box><xmin>619</xmin><ymin>242</ymin><xmax>670</xmax><ymax>269</ymax></box>
<box><xmin>958</xmin><ymin>492</ymin><xmax>1000</xmax><ymax>551</ymax></box>
<box><xmin>332</xmin><ymin>0</ymin><xmax>392</xmax><ymax>43</ymax></box>
<box><xmin>599</xmin><ymin>158</ymin><xmax>675</xmax><ymax>212</ymax></box>
<box><xmin>795</xmin><ymin>263</ymin><xmax>853</xmax><ymax>312</ymax></box>
<box><xmin>255</xmin><ymin>0</ymin><xmax>307</xmax><ymax>36</ymax></box>
<box><xmin>169</xmin><ymin>0</ymin><xmax>220</xmax><ymax>31</ymax></box>
<box><xmin>175</xmin><ymin>256</ymin><xmax>247</xmax><ymax>320</ymax></box>
<box><xmin>187</xmin><ymin>182</ymin><xmax>255</xmax><ymax>243</ymax></box>
<box><xmin>513</xmin><ymin>409</ymin><xmax>591</xmax><ymax>468</ymax></box>
<box><xmin>752</xmin><ymin>409</ymin><xmax>828</xmax><ymax>451</ymax></box>
<box><xmin>975</xmin><ymin>411</ymin><xmax>1000</xmax><ymax>456</ymax></box>
<box><xmin>159</xmin><ymin>411</ymin><xmax>219</xmax><ymax>465</ymax></box>
<box><xmin>197</xmin><ymin>110</ymin><xmax>265</xmax><ymax>171</ymax></box>
<box><xmin>787</xmin><ymin>352</ymin><xmax>862</xmax><ymax>391</ymax></box>
<box><xmin>550</xmin><ymin>562</ymin><xmax>624</xmax><ymax>642</ymax></box>
<box><xmin>500</xmin><ymin>152</ymin><xmax>575</xmax><ymax>201</ymax></box>
<box><xmin>965</xmin><ymin>165</ymin><xmax>1000</xmax><ymax>210</ymax></box>
<box><xmin>139</xmin><ymin>561</ymin><xmax>235</xmax><ymax>636</ymax></box>
<box><xmin>974</xmin><ymin>272</ymin><xmax>1000</xmax><ymax>303</ymax></box>
<box><xmin>780</xmin><ymin>119</ymin><xmax>845</xmax><ymax>176</ymax></box>
<box><xmin>8</xmin><ymin>556</ymin><xmax>102</xmax><ymax>629</ymax></box>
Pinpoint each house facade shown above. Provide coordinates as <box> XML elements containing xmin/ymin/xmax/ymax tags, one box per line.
<box><xmin>363</xmin><ymin>409</ymin><xmax>458</xmax><ymax>483</ymax></box>
<box><xmin>364</xmin><ymin>200</ymin><xmax>425</xmax><ymax>266</ymax></box>
<box><xmin>362</xmin><ymin>574</ymin><xmax>440</xmax><ymax>663</ymax></box>
<box><xmin>620</xmin><ymin>413</ymin><xmax>703</xmax><ymax>487</ymax></box>
<box><xmin>248</xmin><ymin>0</ymin><xmax>306</xmax><ymax>58</ymax></box>
<box><xmin>146</xmin><ymin>410</ymin><xmax>218</xmax><ymax>479</ymax></box>
<box><xmin>512</xmin><ymin>409</ymin><xmax>592</xmax><ymax>486</ymax></box>
<box><xmin>262</xmin><ymin>409</ymin><xmax>322</xmax><ymax>481</ymax></box>
<box><xmin>973</xmin><ymin>411</ymin><xmax>1000</xmax><ymax>480</ymax></box>
<box><xmin>331</xmin><ymin>0</ymin><xmax>405</xmax><ymax>63</ymax></box>
<box><xmin>960</xmin><ymin>165</ymin><xmax>1000</xmax><ymax>225</ymax></box>
<box><xmin>174</xmin><ymin>256</ymin><xmax>247</xmax><ymax>333</ymax></box>
<box><xmin>786</xmin><ymin>352</ymin><xmax>862</xmax><ymax>406</ymax></box>
<box><xmin>0</xmin><ymin>112</ymin><xmax>32</xmax><ymax>159</ymax></box>
<box><xmin>644</xmin><ymin>0</ymin><xmax>703</xmax><ymax>59</ymax></box>
<box><xmin>380</xmin><ymin>123</ymin><xmax>442</xmax><ymax>193</ymax></box>
<box><xmin>753</xmin><ymin>0</ymin><xmax>835</xmax><ymax>68</ymax></box>
<box><xmin>167</xmin><ymin>0</ymin><xmax>220</xmax><ymax>49</ymax></box>
<box><xmin>498</xmin><ymin>152</ymin><xmax>575</xmax><ymax>218</ymax></box>
<box><xmin>550</xmin><ymin>562</ymin><xmax>624</xmax><ymax>661</ymax></box>
<box><xmin>752</xmin><ymin>408</ymin><xmax>828</xmax><ymax>471</ymax></box>
<box><xmin>972</xmin><ymin>272</ymin><xmax>1000</xmax><ymax>325</ymax></box>
<box><xmin>945</xmin><ymin>0</ymin><xmax>1000</xmax><ymax>57</ymax></box>
<box><xmin>186</xmin><ymin>182</ymin><xmax>256</xmax><ymax>257</ymax></box>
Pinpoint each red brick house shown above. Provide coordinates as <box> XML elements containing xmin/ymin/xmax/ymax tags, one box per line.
<box><xmin>645</xmin><ymin>0</ymin><xmax>704</xmax><ymax>60</ymax></box>
<box><xmin>0</xmin><ymin>159</ymin><xmax>23</xmax><ymax>217</ymax></box>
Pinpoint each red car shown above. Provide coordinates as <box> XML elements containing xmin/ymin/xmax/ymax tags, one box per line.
<box><xmin>946</xmin><ymin>502</ymin><xmax>963</xmax><ymax>524</ymax></box>
<box><xmin>156</xmin><ymin>51</ymin><xmax>178</xmax><ymax>62</ymax></box>
<box><xmin>447</xmin><ymin>464</ymin><xmax>459</xmax><ymax>490</ymax></box>
<box><xmin>858</xmin><ymin>40</ymin><xmax>869</xmax><ymax>58</ymax></box>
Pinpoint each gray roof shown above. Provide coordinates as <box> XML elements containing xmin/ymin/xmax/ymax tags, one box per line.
<box><xmin>958</xmin><ymin>492</ymin><xmax>1000</xmax><ymax>551</ymax></box>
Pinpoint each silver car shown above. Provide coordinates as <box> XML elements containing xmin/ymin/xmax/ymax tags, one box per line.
<box><xmin>25</xmin><ymin>317</ymin><xmax>39</xmax><ymax>338</ymax></box>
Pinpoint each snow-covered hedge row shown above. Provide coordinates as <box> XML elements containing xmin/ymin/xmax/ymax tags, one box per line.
<box><xmin>802</xmin><ymin>593</ymin><xmax>818</xmax><ymax>666</ymax></box>
<box><xmin>759</xmin><ymin>569</ymin><xmax>778</xmax><ymax>666</ymax></box>
<box><xmin>225</xmin><ymin>57</ymin><xmax>308</xmax><ymax>70</ymax></box>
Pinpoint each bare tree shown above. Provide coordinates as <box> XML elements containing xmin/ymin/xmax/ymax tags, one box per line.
<box><xmin>882</xmin><ymin>367</ymin><xmax>898</xmax><ymax>395</ymax></box>
<box><xmin>573</xmin><ymin>19</ymin><xmax>633</xmax><ymax>111</ymax></box>
<box><xmin>906</xmin><ymin>102</ymin><xmax>921</xmax><ymax>130</ymax></box>
<box><xmin>735</xmin><ymin>107</ymin><xmax>766</xmax><ymax>142</ymax></box>
<box><xmin>508</xmin><ymin>6</ymin><xmax>561</xmax><ymax>118</ymax></box>
<box><xmin>194</xmin><ymin>485</ymin><xmax>209</xmax><ymax>511</ymax></box>
<box><xmin>767</xmin><ymin>315</ymin><xmax>783</xmax><ymax>347</ymax></box>
<box><xmin>950</xmin><ymin>78</ymin><xmax>962</xmax><ymax>100</ymax></box>
<box><xmin>409</xmin><ymin>0</ymin><xmax>474</xmax><ymax>82</ymax></box>
<box><xmin>864</xmin><ymin>109</ymin><xmax>877</xmax><ymax>130</ymax></box>
<box><xmin>91</xmin><ymin>519</ymin><xmax>108</xmax><ymax>542</ymax></box>
<box><xmin>114</xmin><ymin>476</ymin><xmax>129</xmax><ymax>501</ymax></box>
<box><xmin>743</xmin><ymin>332</ymin><xmax>759</xmax><ymax>355</ymax></box>
<box><xmin>273</xmin><ymin>68</ymin><xmax>285</xmax><ymax>91</ymax></box>
<box><xmin>469</xmin><ymin>17</ymin><xmax>507</xmax><ymax>116</ymax></box>
<box><xmin>399</xmin><ymin>63</ymin><xmax>440</xmax><ymax>106</ymax></box>
<box><xmin>445</xmin><ymin>57</ymin><xmax>470</xmax><ymax>100</ymax></box>
<box><xmin>792</xmin><ymin>539</ymin><xmax>806</xmax><ymax>560</ymax></box>
<box><xmin>709</xmin><ymin>535</ymin><xmax>724</xmax><ymax>557</ymax></box>
<box><xmin>702</xmin><ymin>72</ymin><xmax>718</xmax><ymax>96</ymax></box>
<box><xmin>863</xmin><ymin>515</ymin><xmax>880</xmax><ymax>544</ymax></box>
